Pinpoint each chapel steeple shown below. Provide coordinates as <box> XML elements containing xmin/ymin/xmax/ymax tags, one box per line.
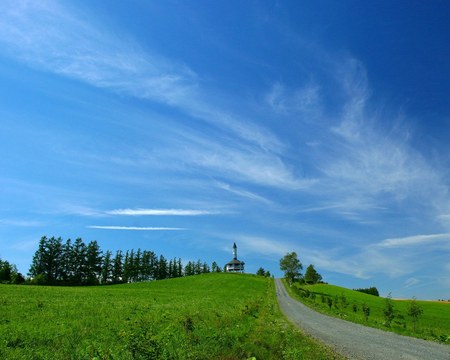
<box><xmin>225</xmin><ymin>242</ymin><xmax>245</xmax><ymax>273</ymax></box>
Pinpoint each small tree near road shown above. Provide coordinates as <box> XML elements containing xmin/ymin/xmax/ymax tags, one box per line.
<box><xmin>383</xmin><ymin>293</ymin><xmax>395</xmax><ymax>327</ymax></box>
<box><xmin>407</xmin><ymin>297</ymin><xmax>423</xmax><ymax>332</ymax></box>
<box><xmin>279</xmin><ymin>252</ymin><xmax>302</xmax><ymax>285</ymax></box>
<box><xmin>362</xmin><ymin>303</ymin><xmax>370</xmax><ymax>322</ymax></box>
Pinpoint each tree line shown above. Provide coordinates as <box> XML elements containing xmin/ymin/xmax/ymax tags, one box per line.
<box><xmin>354</xmin><ymin>287</ymin><xmax>379</xmax><ymax>297</ymax></box>
<box><xmin>27</xmin><ymin>236</ymin><xmax>222</xmax><ymax>286</ymax></box>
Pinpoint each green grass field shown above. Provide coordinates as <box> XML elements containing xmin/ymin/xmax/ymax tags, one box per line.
<box><xmin>0</xmin><ymin>274</ymin><xmax>343</xmax><ymax>360</ymax></box>
<box><xmin>285</xmin><ymin>281</ymin><xmax>450</xmax><ymax>344</ymax></box>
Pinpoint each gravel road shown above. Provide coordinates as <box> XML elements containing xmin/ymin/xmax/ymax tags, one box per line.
<box><xmin>275</xmin><ymin>278</ymin><xmax>450</xmax><ymax>360</ymax></box>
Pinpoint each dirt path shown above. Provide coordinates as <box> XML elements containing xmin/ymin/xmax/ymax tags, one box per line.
<box><xmin>275</xmin><ymin>279</ymin><xmax>450</xmax><ymax>360</ymax></box>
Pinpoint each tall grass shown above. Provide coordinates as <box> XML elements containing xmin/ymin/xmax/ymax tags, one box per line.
<box><xmin>285</xmin><ymin>280</ymin><xmax>450</xmax><ymax>344</ymax></box>
<box><xmin>0</xmin><ymin>274</ymin><xmax>343</xmax><ymax>359</ymax></box>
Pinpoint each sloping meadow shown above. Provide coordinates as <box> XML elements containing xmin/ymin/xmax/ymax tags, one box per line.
<box><xmin>289</xmin><ymin>282</ymin><xmax>450</xmax><ymax>343</ymax></box>
<box><xmin>0</xmin><ymin>274</ymin><xmax>342</xmax><ymax>359</ymax></box>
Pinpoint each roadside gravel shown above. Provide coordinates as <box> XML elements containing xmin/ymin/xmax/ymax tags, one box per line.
<box><xmin>275</xmin><ymin>278</ymin><xmax>450</xmax><ymax>360</ymax></box>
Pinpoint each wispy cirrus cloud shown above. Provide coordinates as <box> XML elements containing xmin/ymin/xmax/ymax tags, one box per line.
<box><xmin>215</xmin><ymin>182</ymin><xmax>273</xmax><ymax>205</ymax></box>
<box><xmin>378</xmin><ymin>233</ymin><xmax>450</xmax><ymax>248</ymax></box>
<box><xmin>0</xmin><ymin>0</ymin><xmax>283</xmax><ymax>154</ymax></box>
<box><xmin>0</xmin><ymin>0</ymin><xmax>308</xmax><ymax>193</ymax></box>
<box><xmin>105</xmin><ymin>208</ymin><xmax>214</xmax><ymax>216</ymax></box>
<box><xmin>0</xmin><ymin>219</ymin><xmax>42</xmax><ymax>227</ymax></box>
<box><xmin>88</xmin><ymin>226</ymin><xmax>185</xmax><ymax>231</ymax></box>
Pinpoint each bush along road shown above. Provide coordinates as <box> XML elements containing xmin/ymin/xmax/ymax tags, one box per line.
<box><xmin>275</xmin><ymin>279</ymin><xmax>450</xmax><ymax>360</ymax></box>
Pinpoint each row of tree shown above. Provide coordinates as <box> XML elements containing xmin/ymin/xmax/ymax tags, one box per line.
<box><xmin>28</xmin><ymin>236</ymin><xmax>221</xmax><ymax>286</ymax></box>
<box><xmin>354</xmin><ymin>287</ymin><xmax>380</xmax><ymax>297</ymax></box>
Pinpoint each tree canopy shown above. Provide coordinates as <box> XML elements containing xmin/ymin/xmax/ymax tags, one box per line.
<box><xmin>279</xmin><ymin>252</ymin><xmax>302</xmax><ymax>284</ymax></box>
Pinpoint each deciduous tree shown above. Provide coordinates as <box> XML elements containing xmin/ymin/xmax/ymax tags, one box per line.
<box><xmin>280</xmin><ymin>252</ymin><xmax>302</xmax><ymax>284</ymax></box>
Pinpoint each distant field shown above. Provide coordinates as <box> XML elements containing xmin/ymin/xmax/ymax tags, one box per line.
<box><xmin>285</xmin><ymin>281</ymin><xmax>450</xmax><ymax>344</ymax></box>
<box><xmin>0</xmin><ymin>274</ymin><xmax>343</xmax><ymax>359</ymax></box>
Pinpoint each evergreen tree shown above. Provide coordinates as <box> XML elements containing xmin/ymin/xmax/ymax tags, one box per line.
<box><xmin>202</xmin><ymin>262</ymin><xmax>210</xmax><ymax>274</ymax></box>
<box><xmin>61</xmin><ymin>239</ymin><xmax>73</xmax><ymax>283</ymax></box>
<box><xmin>304</xmin><ymin>264</ymin><xmax>322</xmax><ymax>284</ymax></box>
<box><xmin>134</xmin><ymin>248</ymin><xmax>142</xmax><ymax>282</ymax></box>
<box><xmin>112</xmin><ymin>250</ymin><xmax>123</xmax><ymax>283</ymax></box>
<box><xmin>256</xmin><ymin>267</ymin><xmax>265</xmax><ymax>276</ymax></box>
<box><xmin>29</xmin><ymin>236</ymin><xmax>47</xmax><ymax>279</ymax></box>
<box><xmin>28</xmin><ymin>236</ymin><xmax>64</xmax><ymax>284</ymax></box>
<box><xmin>195</xmin><ymin>260</ymin><xmax>202</xmax><ymax>275</ymax></box>
<box><xmin>177</xmin><ymin>258</ymin><xmax>183</xmax><ymax>277</ymax></box>
<box><xmin>211</xmin><ymin>261</ymin><xmax>219</xmax><ymax>273</ymax></box>
<box><xmin>168</xmin><ymin>259</ymin><xmax>174</xmax><ymax>279</ymax></box>
<box><xmin>123</xmin><ymin>250</ymin><xmax>131</xmax><ymax>283</ymax></box>
<box><xmin>86</xmin><ymin>240</ymin><xmax>102</xmax><ymax>285</ymax></box>
<box><xmin>72</xmin><ymin>238</ymin><xmax>87</xmax><ymax>285</ymax></box>
<box><xmin>157</xmin><ymin>255</ymin><xmax>168</xmax><ymax>280</ymax></box>
<box><xmin>101</xmin><ymin>250</ymin><xmax>113</xmax><ymax>284</ymax></box>
<box><xmin>184</xmin><ymin>261</ymin><xmax>194</xmax><ymax>276</ymax></box>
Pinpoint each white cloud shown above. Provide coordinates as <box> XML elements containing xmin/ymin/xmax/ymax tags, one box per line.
<box><xmin>186</xmin><ymin>144</ymin><xmax>313</xmax><ymax>190</ymax></box>
<box><xmin>105</xmin><ymin>208</ymin><xmax>214</xmax><ymax>216</ymax></box>
<box><xmin>265</xmin><ymin>82</ymin><xmax>320</xmax><ymax>115</ymax></box>
<box><xmin>0</xmin><ymin>219</ymin><xmax>42</xmax><ymax>227</ymax></box>
<box><xmin>237</xmin><ymin>236</ymin><xmax>294</xmax><ymax>257</ymax></box>
<box><xmin>0</xmin><ymin>0</ymin><xmax>283</xmax><ymax>154</ymax></box>
<box><xmin>378</xmin><ymin>233</ymin><xmax>450</xmax><ymax>248</ymax></box>
<box><xmin>404</xmin><ymin>277</ymin><xmax>420</xmax><ymax>288</ymax></box>
<box><xmin>215</xmin><ymin>182</ymin><xmax>273</xmax><ymax>204</ymax></box>
<box><xmin>88</xmin><ymin>226</ymin><xmax>185</xmax><ymax>231</ymax></box>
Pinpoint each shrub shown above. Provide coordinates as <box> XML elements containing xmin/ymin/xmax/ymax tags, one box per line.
<box><xmin>383</xmin><ymin>293</ymin><xmax>395</xmax><ymax>327</ymax></box>
<box><xmin>362</xmin><ymin>303</ymin><xmax>370</xmax><ymax>322</ymax></box>
<box><xmin>407</xmin><ymin>297</ymin><xmax>423</xmax><ymax>332</ymax></box>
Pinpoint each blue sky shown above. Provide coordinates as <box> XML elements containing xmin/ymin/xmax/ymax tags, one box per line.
<box><xmin>0</xmin><ymin>1</ymin><xmax>449</xmax><ymax>299</ymax></box>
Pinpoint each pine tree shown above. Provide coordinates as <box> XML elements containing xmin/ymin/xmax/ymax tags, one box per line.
<box><xmin>112</xmin><ymin>250</ymin><xmax>123</xmax><ymax>283</ymax></box>
<box><xmin>304</xmin><ymin>264</ymin><xmax>322</xmax><ymax>284</ymax></box>
<box><xmin>101</xmin><ymin>250</ymin><xmax>112</xmax><ymax>284</ymax></box>
<box><xmin>177</xmin><ymin>258</ymin><xmax>183</xmax><ymax>277</ymax></box>
<box><xmin>61</xmin><ymin>239</ymin><xmax>73</xmax><ymax>283</ymax></box>
<box><xmin>157</xmin><ymin>255</ymin><xmax>168</xmax><ymax>280</ymax></box>
<box><xmin>29</xmin><ymin>236</ymin><xmax>47</xmax><ymax>280</ymax></box>
<box><xmin>72</xmin><ymin>238</ymin><xmax>87</xmax><ymax>285</ymax></box>
<box><xmin>256</xmin><ymin>267</ymin><xmax>265</xmax><ymax>276</ymax></box>
<box><xmin>86</xmin><ymin>240</ymin><xmax>103</xmax><ymax>285</ymax></box>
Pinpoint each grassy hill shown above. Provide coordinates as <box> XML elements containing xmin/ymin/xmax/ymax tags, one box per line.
<box><xmin>285</xmin><ymin>280</ymin><xmax>450</xmax><ymax>344</ymax></box>
<box><xmin>0</xmin><ymin>274</ymin><xmax>343</xmax><ymax>359</ymax></box>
